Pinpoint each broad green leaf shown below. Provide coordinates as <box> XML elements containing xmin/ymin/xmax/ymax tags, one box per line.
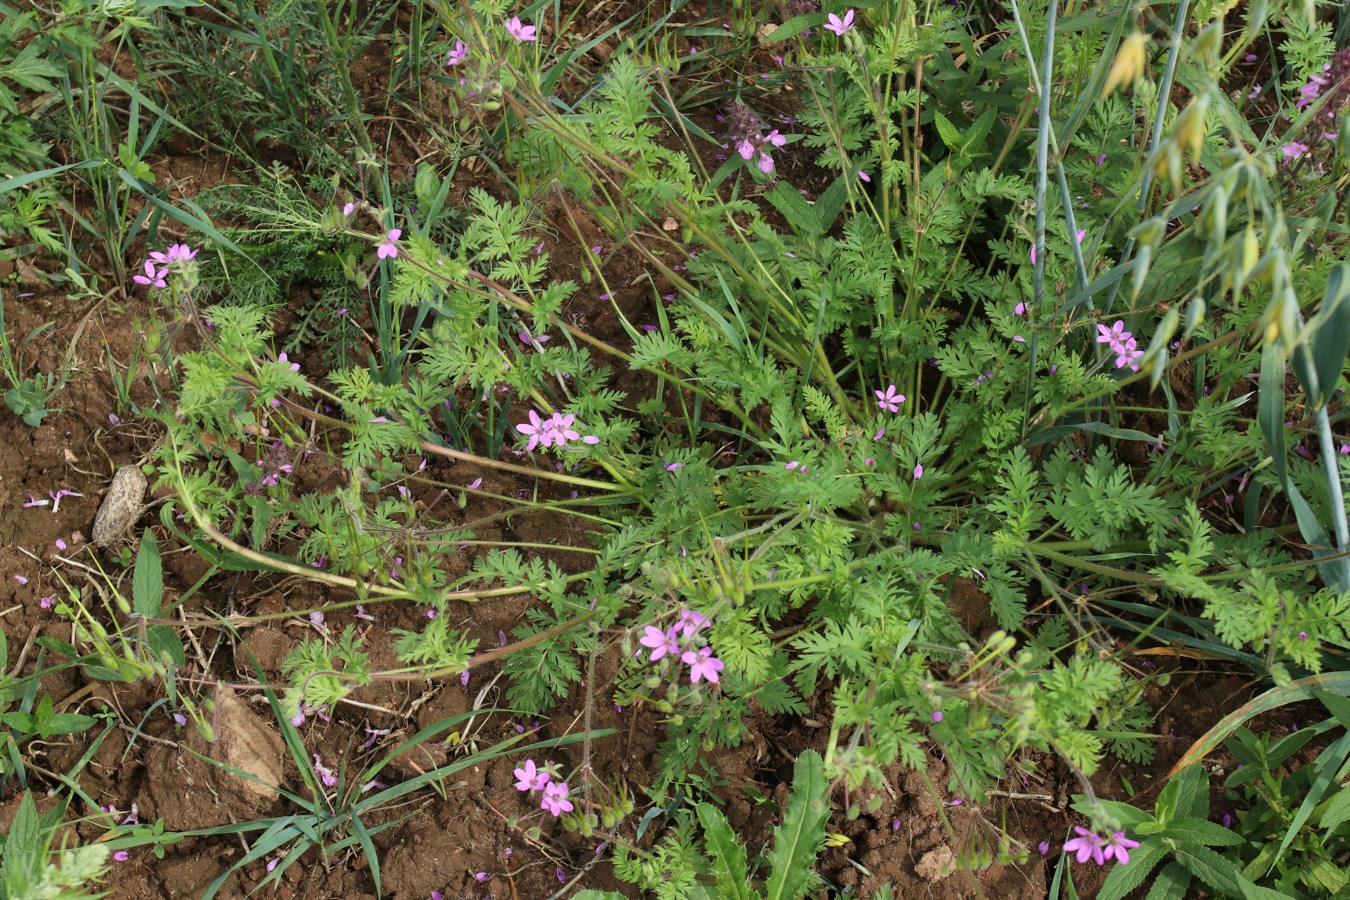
<box><xmin>696</xmin><ymin>803</ymin><xmax>756</xmax><ymax>900</ymax></box>
<box><xmin>146</xmin><ymin>625</ymin><xmax>186</xmax><ymax>668</ymax></box>
<box><xmin>766</xmin><ymin>182</ymin><xmax>823</xmax><ymax>237</ymax></box>
<box><xmin>1257</xmin><ymin>340</ymin><xmax>1287</xmax><ymax>489</ymax></box>
<box><xmin>3</xmin><ymin>791</ymin><xmax>40</xmax><ymax>896</ymax></box>
<box><xmin>1318</xmin><ymin>785</ymin><xmax>1350</xmax><ymax>832</ymax></box>
<box><xmin>1308</xmin><ymin>264</ymin><xmax>1350</xmax><ymax>409</ymax></box>
<box><xmin>1160</xmin><ymin>817</ymin><xmax>1242</xmax><ymax>846</ymax></box>
<box><xmin>40</xmin><ymin>713</ymin><xmax>98</xmax><ymax>738</ymax></box>
<box><xmin>1097</xmin><ymin>839</ymin><xmax>1166</xmax><ymax>900</ymax></box>
<box><xmin>765</xmin><ymin>750</ymin><xmax>828</xmax><ymax>900</ymax></box>
<box><xmin>133</xmin><ymin>529</ymin><xmax>163</xmax><ymax>618</ymax></box>
<box><xmin>1144</xmin><ymin>861</ymin><xmax>1191</xmax><ymax>900</ymax></box>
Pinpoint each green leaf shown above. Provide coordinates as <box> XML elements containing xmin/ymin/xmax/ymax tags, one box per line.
<box><xmin>146</xmin><ymin>624</ymin><xmax>186</xmax><ymax>668</ymax></box>
<box><xmin>1257</xmin><ymin>340</ymin><xmax>1288</xmax><ymax>490</ymax></box>
<box><xmin>2</xmin><ymin>791</ymin><xmax>41</xmax><ymax>896</ymax></box>
<box><xmin>132</xmin><ymin>529</ymin><xmax>163</xmax><ymax>618</ymax></box>
<box><xmin>1097</xmin><ymin>839</ymin><xmax>1166</xmax><ymax>900</ymax></box>
<box><xmin>1318</xmin><ymin>784</ymin><xmax>1350</xmax><ymax>832</ymax></box>
<box><xmin>1161</xmin><ymin>817</ymin><xmax>1242</xmax><ymax>846</ymax></box>
<box><xmin>1307</xmin><ymin>263</ymin><xmax>1350</xmax><ymax>409</ymax></box>
<box><xmin>1144</xmin><ymin>861</ymin><xmax>1191</xmax><ymax>900</ymax></box>
<box><xmin>39</xmin><ymin>713</ymin><xmax>98</xmax><ymax>738</ymax></box>
<box><xmin>765</xmin><ymin>750</ymin><xmax>828</xmax><ymax>900</ymax></box>
<box><xmin>697</xmin><ymin>803</ymin><xmax>756</xmax><ymax>900</ymax></box>
<box><xmin>766</xmin><ymin>182</ymin><xmax>823</xmax><ymax>237</ymax></box>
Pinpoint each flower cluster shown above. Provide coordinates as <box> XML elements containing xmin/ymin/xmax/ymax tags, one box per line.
<box><xmin>516</xmin><ymin>410</ymin><xmax>601</xmax><ymax>452</ymax></box>
<box><xmin>513</xmin><ymin>759</ymin><xmax>574</xmax><ymax>816</ymax></box>
<box><xmin>1063</xmin><ymin>826</ymin><xmax>1139</xmax><ymax>865</ymax></box>
<box><xmin>722</xmin><ymin>102</ymin><xmax>788</xmax><ymax>175</ymax></box>
<box><xmin>1095</xmin><ymin>320</ymin><xmax>1143</xmax><ymax>372</ymax></box>
<box><xmin>132</xmin><ymin>243</ymin><xmax>198</xmax><ymax>289</ymax></box>
<box><xmin>638</xmin><ymin>610</ymin><xmax>724</xmax><ymax>684</ymax></box>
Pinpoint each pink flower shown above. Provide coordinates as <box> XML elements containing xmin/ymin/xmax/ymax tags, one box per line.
<box><xmin>132</xmin><ymin>259</ymin><xmax>168</xmax><ymax>288</ymax></box>
<box><xmin>312</xmin><ymin>753</ymin><xmax>338</xmax><ymax>787</ymax></box>
<box><xmin>858</xmin><ymin>170</ymin><xmax>871</xmax><ymax>182</ymax></box>
<box><xmin>541</xmin><ymin>781</ymin><xmax>573</xmax><ymax>816</ymax></box>
<box><xmin>1114</xmin><ymin>337</ymin><xmax>1143</xmax><ymax>371</ymax></box>
<box><xmin>913</xmin><ymin>464</ymin><xmax>924</xmax><ymax>480</ymax></box>
<box><xmin>516</xmin><ymin>409</ymin><xmax>552</xmax><ymax>452</ymax></box>
<box><xmin>736</xmin><ymin>139</ymin><xmax>755</xmax><ymax>160</ymax></box>
<box><xmin>676</xmin><ymin>610</ymin><xmax>710</xmax><ymax>637</ymax></box>
<box><xmin>639</xmin><ymin>625</ymin><xmax>679</xmax><ymax>662</ymax></box>
<box><xmin>446</xmin><ymin>40</ymin><xmax>468</xmax><ymax>65</ymax></box>
<box><xmin>765</xmin><ymin>129</ymin><xmax>787</xmax><ymax>147</ymax></box>
<box><xmin>278</xmin><ymin>352</ymin><xmax>300</xmax><ymax>371</ymax></box>
<box><xmin>1282</xmin><ymin>142</ymin><xmax>1310</xmax><ymax>162</ymax></box>
<box><xmin>1096</xmin><ymin>320</ymin><xmax>1130</xmax><ymax>346</ymax></box>
<box><xmin>377</xmin><ymin>228</ymin><xmax>401</xmax><ymax>259</ymax></box>
<box><xmin>1101</xmin><ymin>831</ymin><xmax>1140</xmax><ymax>864</ymax></box>
<box><xmin>150</xmin><ymin>244</ymin><xmax>197</xmax><ymax>266</ymax></box>
<box><xmin>113</xmin><ymin>851</ymin><xmax>129</xmax><ymax>862</ymax></box>
<box><xmin>682</xmin><ymin>646</ymin><xmax>725</xmax><ymax>684</ymax></box>
<box><xmin>824</xmin><ymin>9</ymin><xmax>856</xmax><ymax>35</ymax></box>
<box><xmin>875</xmin><ymin>384</ymin><xmax>905</xmax><ymax>413</ymax></box>
<box><xmin>1063</xmin><ymin>826</ymin><xmax>1106</xmax><ymax>865</ymax></box>
<box><xmin>757</xmin><ymin>152</ymin><xmax>775</xmax><ymax>174</ymax></box>
<box><xmin>505</xmin><ymin>16</ymin><xmax>537</xmax><ymax>42</ymax></box>
<box><xmin>513</xmin><ymin>759</ymin><xmax>551</xmax><ymax>792</ymax></box>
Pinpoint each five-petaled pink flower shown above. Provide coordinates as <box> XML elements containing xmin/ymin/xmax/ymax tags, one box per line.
<box><xmin>505</xmin><ymin>16</ymin><xmax>537</xmax><ymax>42</ymax></box>
<box><xmin>825</xmin><ymin>9</ymin><xmax>856</xmax><ymax>35</ymax></box>
<box><xmin>1063</xmin><ymin>826</ymin><xmax>1106</xmax><ymax>865</ymax></box>
<box><xmin>513</xmin><ymin>759</ymin><xmax>551</xmax><ymax>792</ymax></box>
<box><xmin>377</xmin><ymin>228</ymin><xmax>401</xmax><ymax>259</ymax></box>
<box><xmin>682</xmin><ymin>646</ymin><xmax>725</xmax><ymax>684</ymax></box>
<box><xmin>1102</xmin><ymin>831</ymin><xmax>1139</xmax><ymax>864</ymax></box>
<box><xmin>1096</xmin><ymin>321</ymin><xmax>1128</xmax><ymax>346</ymax></box>
<box><xmin>149</xmin><ymin>243</ymin><xmax>197</xmax><ymax>266</ymax></box>
<box><xmin>541</xmin><ymin>781</ymin><xmax>573</xmax><ymax>815</ymax></box>
<box><xmin>516</xmin><ymin>409</ymin><xmax>552</xmax><ymax>451</ymax></box>
<box><xmin>446</xmin><ymin>40</ymin><xmax>468</xmax><ymax>65</ymax></box>
<box><xmin>875</xmin><ymin>384</ymin><xmax>905</xmax><ymax>413</ymax></box>
<box><xmin>639</xmin><ymin>625</ymin><xmax>679</xmax><ymax>662</ymax></box>
<box><xmin>132</xmin><ymin>259</ymin><xmax>167</xmax><ymax>288</ymax></box>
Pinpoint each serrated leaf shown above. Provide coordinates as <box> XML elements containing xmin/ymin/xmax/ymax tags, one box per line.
<box><xmin>1161</xmin><ymin>817</ymin><xmax>1242</xmax><ymax>846</ymax></box>
<box><xmin>1318</xmin><ymin>784</ymin><xmax>1350</xmax><ymax>832</ymax></box>
<box><xmin>1097</xmin><ymin>839</ymin><xmax>1166</xmax><ymax>900</ymax></box>
<box><xmin>132</xmin><ymin>528</ymin><xmax>163</xmax><ymax>618</ymax></box>
<box><xmin>1144</xmin><ymin>861</ymin><xmax>1191</xmax><ymax>900</ymax></box>
<box><xmin>766</xmin><ymin>182</ymin><xmax>823</xmax><ymax>237</ymax></box>
<box><xmin>3</xmin><ymin>791</ymin><xmax>40</xmax><ymax>895</ymax></box>
<box><xmin>697</xmin><ymin>803</ymin><xmax>756</xmax><ymax>900</ymax></box>
<box><xmin>765</xmin><ymin>750</ymin><xmax>828</xmax><ymax>900</ymax></box>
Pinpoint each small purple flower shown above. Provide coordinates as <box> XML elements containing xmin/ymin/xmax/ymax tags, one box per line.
<box><xmin>1038</xmin><ymin>840</ymin><xmax>1050</xmax><ymax>856</ymax></box>
<box><xmin>113</xmin><ymin>851</ymin><xmax>130</xmax><ymax>862</ymax></box>
<box><xmin>1063</xmin><ymin>826</ymin><xmax>1106</xmax><ymax>865</ymax></box>
<box><xmin>1101</xmin><ymin>831</ymin><xmax>1140</xmax><ymax>864</ymax></box>
<box><xmin>639</xmin><ymin>625</ymin><xmax>679</xmax><ymax>662</ymax></box>
<box><xmin>931</xmin><ymin>710</ymin><xmax>943</xmax><ymax>722</ymax></box>
<box><xmin>541</xmin><ymin>781</ymin><xmax>574</xmax><ymax>816</ymax></box>
<box><xmin>875</xmin><ymin>384</ymin><xmax>905</xmax><ymax>413</ymax></box>
<box><xmin>505</xmin><ymin>16</ymin><xmax>537</xmax><ymax>42</ymax></box>
<box><xmin>446</xmin><ymin>39</ymin><xmax>468</xmax><ymax>65</ymax></box>
<box><xmin>682</xmin><ymin>646</ymin><xmax>725</xmax><ymax>684</ymax></box>
<box><xmin>913</xmin><ymin>464</ymin><xmax>924</xmax><ymax>480</ymax></box>
<box><xmin>1282</xmin><ymin>142</ymin><xmax>1310</xmax><ymax>162</ymax></box>
<box><xmin>514</xmin><ymin>759</ymin><xmax>551</xmax><ymax>792</ymax></box>
<box><xmin>377</xmin><ymin>228</ymin><xmax>401</xmax><ymax>259</ymax></box>
<box><xmin>132</xmin><ymin>259</ymin><xmax>168</xmax><ymax>288</ymax></box>
<box><xmin>312</xmin><ymin>753</ymin><xmax>338</xmax><ymax>787</ymax></box>
<box><xmin>824</xmin><ymin>9</ymin><xmax>856</xmax><ymax>35</ymax></box>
